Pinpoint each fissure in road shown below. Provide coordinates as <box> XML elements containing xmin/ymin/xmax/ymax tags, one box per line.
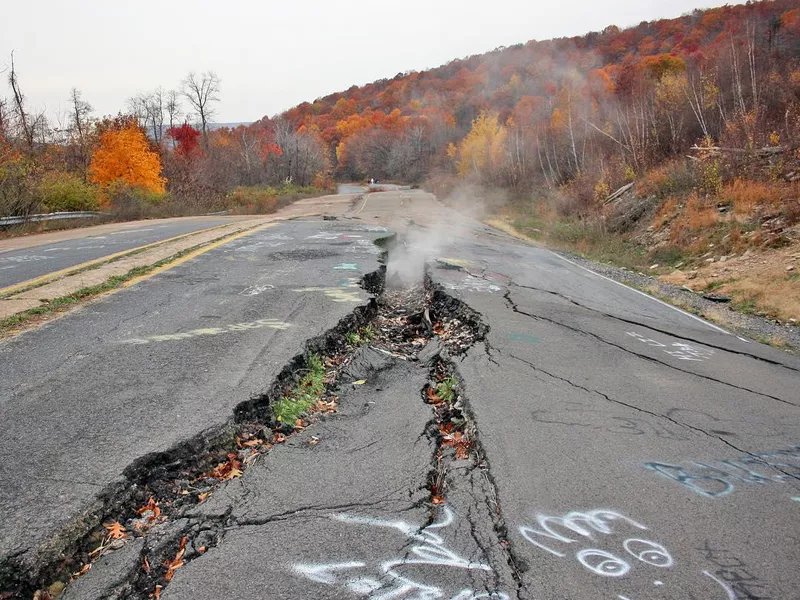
<box><xmin>7</xmin><ymin>238</ymin><xmax>520</xmax><ymax>600</ymax></box>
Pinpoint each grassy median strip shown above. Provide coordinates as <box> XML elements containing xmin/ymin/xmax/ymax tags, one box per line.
<box><xmin>0</xmin><ymin>230</ymin><xmax>251</xmax><ymax>336</ymax></box>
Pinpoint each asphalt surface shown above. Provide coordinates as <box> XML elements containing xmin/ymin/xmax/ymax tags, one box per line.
<box><xmin>0</xmin><ymin>217</ymin><xmax>387</xmax><ymax>583</ymax></box>
<box><xmin>1</xmin><ymin>190</ymin><xmax>799</xmax><ymax>600</ymax></box>
<box><xmin>0</xmin><ymin>217</ymin><xmax>247</xmax><ymax>289</ymax></box>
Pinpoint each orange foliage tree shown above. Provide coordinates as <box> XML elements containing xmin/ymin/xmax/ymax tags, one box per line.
<box><xmin>89</xmin><ymin>124</ymin><xmax>166</xmax><ymax>194</ymax></box>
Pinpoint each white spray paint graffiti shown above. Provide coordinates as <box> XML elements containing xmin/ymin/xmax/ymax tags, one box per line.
<box><xmin>240</xmin><ymin>283</ymin><xmax>274</xmax><ymax>297</ymax></box>
<box><xmin>626</xmin><ymin>331</ymin><xmax>714</xmax><ymax>362</ymax></box>
<box><xmin>439</xmin><ymin>275</ymin><xmax>501</xmax><ymax>294</ymax></box>
<box><xmin>644</xmin><ymin>445</ymin><xmax>800</xmax><ymax>498</ymax></box>
<box><xmin>121</xmin><ymin>318</ymin><xmax>291</xmax><ymax>344</ymax></box>
<box><xmin>518</xmin><ymin>508</ymin><xmax>761</xmax><ymax>598</ymax></box>
<box><xmin>292</xmin><ymin>507</ymin><xmax>509</xmax><ymax>599</ymax></box>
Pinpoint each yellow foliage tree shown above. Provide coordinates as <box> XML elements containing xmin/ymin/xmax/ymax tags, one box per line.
<box><xmin>89</xmin><ymin>125</ymin><xmax>166</xmax><ymax>194</ymax></box>
<box><xmin>456</xmin><ymin>112</ymin><xmax>507</xmax><ymax>179</ymax></box>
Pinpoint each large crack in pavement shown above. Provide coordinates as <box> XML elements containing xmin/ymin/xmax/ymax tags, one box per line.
<box><xmin>1</xmin><ymin>258</ymin><xmax>386</xmax><ymax>599</ymax></box>
<box><xmin>7</xmin><ymin>234</ymin><xmax>525</xmax><ymax>600</ymax></box>
<box><xmin>502</xmin><ymin>288</ymin><xmax>798</xmax><ymax>408</ymax></box>
<box><xmin>447</xmin><ymin>255</ymin><xmax>797</xmax><ymax>371</ymax></box>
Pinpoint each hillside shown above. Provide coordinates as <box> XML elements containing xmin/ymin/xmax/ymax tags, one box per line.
<box><xmin>270</xmin><ymin>0</ymin><xmax>799</xmax><ymax>184</ymax></box>
<box><xmin>264</xmin><ymin>0</ymin><xmax>800</xmax><ymax>333</ymax></box>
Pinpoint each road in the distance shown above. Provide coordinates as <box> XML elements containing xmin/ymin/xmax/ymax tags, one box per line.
<box><xmin>0</xmin><ymin>216</ymin><xmax>256</xmax><ymax>289</ymax></box>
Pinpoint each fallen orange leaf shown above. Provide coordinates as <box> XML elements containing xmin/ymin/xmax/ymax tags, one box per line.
<box><xmin>455</xmin><ymin>445</ymin><xmax>470</xmax><ymax>460</ymax></box>
<box><xmin>136</xmin><ymin>497</ymin><xmax>161</xmax><ymax>522</ymax></box>
<box><xmin>153</xmin><ymin>584</ymin><xmax>162</xmax><ymax>599</ymax></box>
<box><xmin>432</xmin><ymin>495</ymin><xmax>445</xmax><ymax>505</ymax></box>
<box><xmin>225</xmin><ymin>468</ymin><xmax>243</xmax><ymax>480</ymax></box>
<box><xmin>426</xmin><ymin>388</ymin><xmax>443</xmax><ymax>404</ymax></box>
<box><xmin>198</xmin><ymin>492</ymin><xmax>211</xmax><ymax>502</ymax></box>
<box><xmin>104</xmin><ymin>521</ymin><xmax>127</xmax><ymax>540</ymax></box>
<box><xmin>164</xmin><ymin>537</ymin><xmax>187</xmax><ymax>582</ymax></box>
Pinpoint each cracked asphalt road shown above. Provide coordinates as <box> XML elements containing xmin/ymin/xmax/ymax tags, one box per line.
<box><xmin>2</xmin><ymin>189</ymin><xmax>799</xmax><ymax>600</ymax></box>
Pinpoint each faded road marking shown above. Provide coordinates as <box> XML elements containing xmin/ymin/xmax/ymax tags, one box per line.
<box><xmin>110</xmin><ymin>228</ymin><xmax>154</xmax><ymax>235</ymax></box>
<box><xmin>121</xmin><ymin>318</ymin><xmax>291</xmax><ymax>344</ymax></box>
<box><xmin>333</xmin><ymin>263</ymin><xmax>359</xmax><ymax>270</ymax></box>
<box><xmin>293</xmin><ymin>286</ymin><xmax>362</xmax><ymax>302</ymax></box>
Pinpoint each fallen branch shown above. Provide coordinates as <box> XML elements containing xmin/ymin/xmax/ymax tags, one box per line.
<box><xmin>604</xmin><ymin>182</ymin><xmax>635</xmax><ymax>205</ymax></box>
<box><xmin>689</xmin><ymin>145</ymin><xmax>791</xmax><ymax>156</ymax></box>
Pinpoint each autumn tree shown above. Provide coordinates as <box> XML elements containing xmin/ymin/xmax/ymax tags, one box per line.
<box><xmin>89</xmin><ymin>121</ymin><xmax>165</xmax><ymax>194</ymax></box>
<box><xmin>67</xmin><ymin>88</ymin><xmax>94</xmax><ymax>180</ymax></box>
<box><xmin>167</xmin><ymin>123</ymin><xmax>201</xmax><ymax>159</ymax></box>
<box><xmin>454</xmin><ymin>112</ymin><xmax>508</xmax><ymax>184</ymax></box>
<box><xmin>182</xmin><ymin>71</ymin><xmax>220</xmax><ymax>144</ymax></box>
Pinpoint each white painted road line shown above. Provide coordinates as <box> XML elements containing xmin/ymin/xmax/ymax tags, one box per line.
<box><xmin>549</xmin><ymin>251</ymin><xmax>733</xmax><ymax>336</ymax></box>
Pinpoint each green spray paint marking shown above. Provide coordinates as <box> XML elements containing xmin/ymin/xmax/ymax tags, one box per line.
<box><xmin>508</xmin><ymin>332</ymin><xmax>542</xmax><ymax>344</ymax></box>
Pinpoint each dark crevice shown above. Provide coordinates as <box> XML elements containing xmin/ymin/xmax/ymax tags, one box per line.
<box><xmin>502</xmin><ymin>289</ymin><xmax>798</xmax><ymax>408</ymax></box>
<box><xmin>232</xmin><ymin>499</ymin><xmax>400</xmax><ymax>528</ymax></box>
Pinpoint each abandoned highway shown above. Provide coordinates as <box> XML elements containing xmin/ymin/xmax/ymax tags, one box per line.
<box><xmin>0</xmin><ymin>189</ymin><xmax>798</xmax><ymax>600</ymax></box>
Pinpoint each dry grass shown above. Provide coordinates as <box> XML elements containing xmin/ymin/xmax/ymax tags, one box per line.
<box><xmin>653</xmin><ymin>196</ymin><xmax>680</xmax><ymax>230</ymax></box>
<box><xmin>662</xmin><ymin>241</ymin><xmax>800</xmax><ymax>323</ymax></box>
<box><xmin>668</xmin><ymin>192</ymin><xmax>719</xmax><ymax>247</ymax></box>
<box><xmin>723</xmin><ymin>178</ymin><xmax>784</xmax><ymax>216</ymax></box>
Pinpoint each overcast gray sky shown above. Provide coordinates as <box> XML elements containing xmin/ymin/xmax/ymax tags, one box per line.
<box><xmin>1</xmin><ymin>0</ymin><xmax>730</xmax><ymax>124</ymax></box>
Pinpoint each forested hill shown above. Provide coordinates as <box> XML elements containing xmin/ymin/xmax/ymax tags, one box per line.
<box><xmin>268</xmin><ymin>0</ymin><xmax>799</xmax><ymax>186</ymax></box>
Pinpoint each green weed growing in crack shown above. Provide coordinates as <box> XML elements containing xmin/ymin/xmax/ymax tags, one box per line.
<box><xmin>344</xmin><ymin>325</ymin><xmax>375</xmax><ymax>346</ymax></box>
<box><xmin>271</xmin><ymin>353</ymin><xmax>326</xmax><ymax>426</ymax></box>
<box><xmin>436</xmin><ymin>376</ymin><xmax>457</xmax><ymax>403</ymax></box>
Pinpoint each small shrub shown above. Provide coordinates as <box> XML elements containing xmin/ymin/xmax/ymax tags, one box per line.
<box><xmin>699</xmin><ymin>158</ymin><xmax>723</xmax><ymax>196</ymax></box>
<box><xmin>0</xmin><ymin>155</ymin><xmax>41</xmax><ymax>216</ymax></box>
<box><xmin>648</xmin><ymin>246</ymin><xmax>684</xmax><ymax>266</ymax></box>
<box><xmin>107</xmin><ymin>184</ymin><xmax>168</xmax><ymax>219</ymax></box>
<box><xmin>225</xmin><ymin>184</ymin><xmax>322</xmax><ymax>215</ymax></box>
<box><xmin>38</xmin><ymin>172</ymin><xmax>101</xmax><ymax>212</ymax></box>
<box><xmin>638</xmin><ymin>160</ymin><xmax>698</xmax><ymax>199</ymax></box>
<box><xmin>784</xmin><ymin>198</ymin><xmax>800</xmax><ymax>226</ymax></box>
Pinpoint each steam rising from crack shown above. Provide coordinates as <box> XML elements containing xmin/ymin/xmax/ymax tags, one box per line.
<box><xmin>385</xmin><ymin>185</ymin><xmax>505</xmax><ymax>287</ymax></box>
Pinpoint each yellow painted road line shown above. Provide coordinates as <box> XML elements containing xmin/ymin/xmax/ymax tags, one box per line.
<box><xmin>0</xmin><ymin>223</ymin><xmax>235</xmax><ymax>297</ymax></box>
<box><xmin>121</xmin><ymin>223</ymin><xmax>277</xmax><ymax>289</ymax></box>
<box><xmin>355</xmin><ymin>193</ymin><xmax>371</xmax><ymax>215</ymax></box>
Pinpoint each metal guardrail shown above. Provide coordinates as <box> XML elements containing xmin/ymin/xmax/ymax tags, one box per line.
<box><xmin>0</xmin><ymin>211</ymin><xmax>102</xmax><ymax>227</ymax></box>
